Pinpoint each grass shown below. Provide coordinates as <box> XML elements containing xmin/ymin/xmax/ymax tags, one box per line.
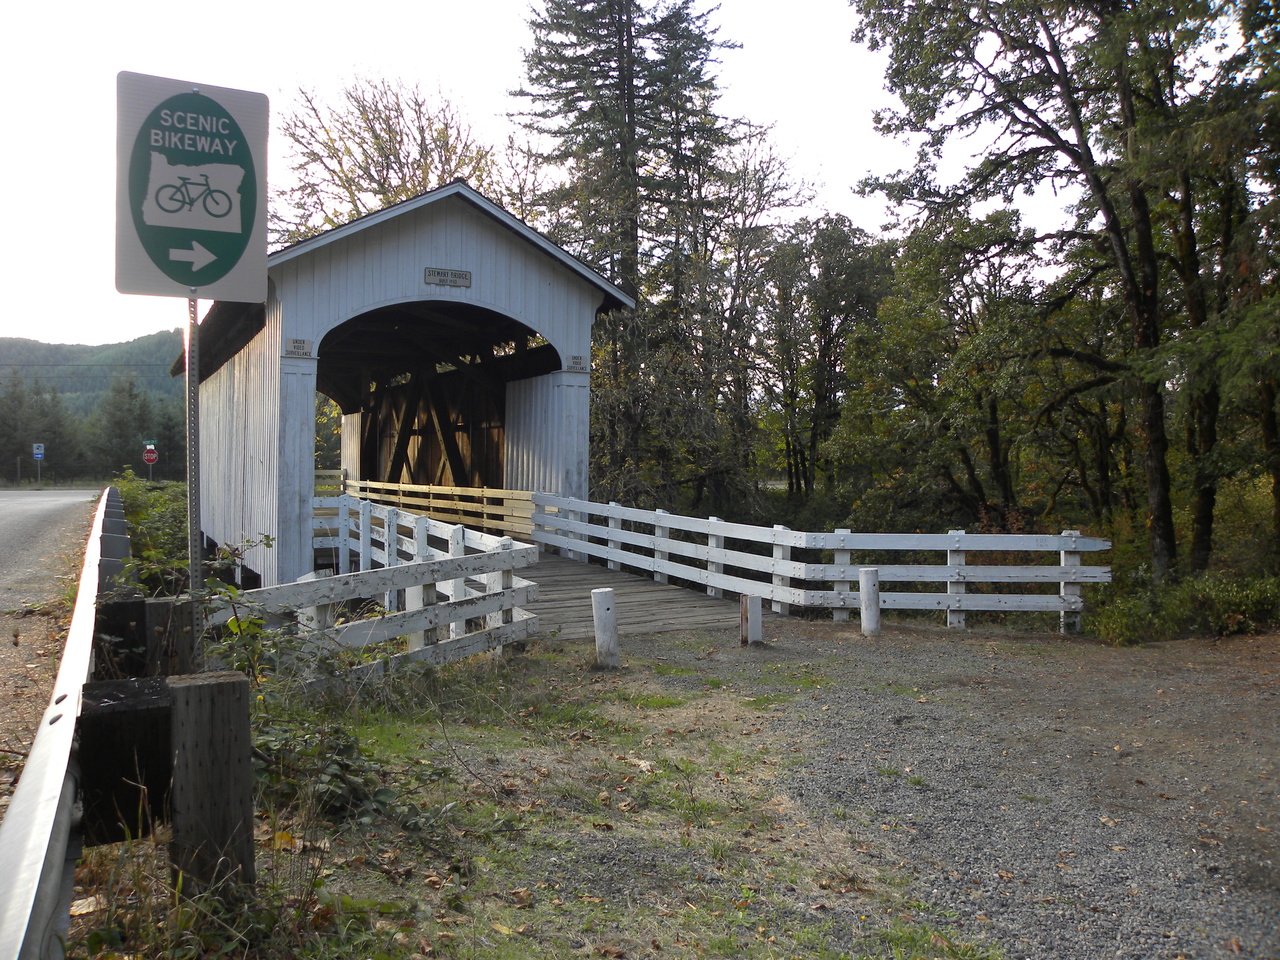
<box><xmin>69</xmin><ymin>636</ymin><xmax>1003</xmax><ymax>960</ymax></box>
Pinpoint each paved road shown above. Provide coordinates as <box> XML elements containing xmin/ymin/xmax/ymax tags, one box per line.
<box><xmin>0</xmin><ymin>488</ymin><xmax>101</xmax><ymax>611</ymax></box>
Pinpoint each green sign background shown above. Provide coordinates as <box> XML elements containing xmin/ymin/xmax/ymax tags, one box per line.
<box><xmin>127</xmin><ymin>92</ymin><xmax>257</xmax><ymax>287</ymax></box>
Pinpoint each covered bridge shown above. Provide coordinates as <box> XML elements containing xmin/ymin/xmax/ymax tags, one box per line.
<box><xmin>183</xmin><ymin>181</ymin><xmax>633</xmax><ymax>587</ymax></box>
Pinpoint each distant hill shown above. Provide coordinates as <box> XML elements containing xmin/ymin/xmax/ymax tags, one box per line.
<box><xmin>0</xmin><ymin>330</ymin><xmax>185</xmax><ymax>415</ymax></box>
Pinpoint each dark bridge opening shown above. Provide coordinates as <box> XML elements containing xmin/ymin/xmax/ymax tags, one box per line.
<box><xmin>317</xmin><ymin>301</ymin><xmax>560</xmax><ymax>488</ymax></box>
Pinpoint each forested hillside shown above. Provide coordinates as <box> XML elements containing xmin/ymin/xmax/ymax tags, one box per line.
<box><xmin>0</xmin><ymin>330</ymin><xmax>186</xmax><ymax>482</ymax></box>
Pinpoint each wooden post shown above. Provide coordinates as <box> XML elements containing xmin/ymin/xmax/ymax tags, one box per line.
<box><xmin>772</xmin><ymin>525</ymin><xmax>791</xmax><ymax>616</ymax></box>
<box><xmin>859</xmin><ymin>568</ymin><xmax>881</xmax><ymax>637</ymax></box>
<box><xmin>1060</xmin><ymin>530</ymin><xmax>1083</xmax><ymax>634</ymax></box>
<box><xmin>168</xmin><ymin>671</ymin><xmax>255</xmax><ymax>895</ymax></box>
<box><xmin>740</xmin><ymin>595</ymin><xmax>763</xmax><ymax>646</ymax></box>
<box><xmin>607</xmin><ymin>503</ymin><xmax>622</xmax><ymax>571</ymax></box>
<box><xmin>707</xmin><ymin>518</ymin><xmax>724</xmax><ymax>598</ymax></box>
<box><xmin>654</xmin><ymin>509</ymin><xmax>670</xmax><ymax>584</ymax></box>
<box><xmin>592</xmin><ymin>588</ymin><xmax>620</xmax><ymax>668</ymax></box>
<box><xmin>833</xmin><ymin>528</ymin><xmax>851</xmax><ymax>622</ymax></box>
<box><xmin>947</xmin><ymin>530</ymin><xmax>966</xmax><ymax>629</ymax></box>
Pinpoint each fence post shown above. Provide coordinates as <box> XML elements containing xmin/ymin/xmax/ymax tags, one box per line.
<box><xmin>707</xmin><ymin>518</ymin><xmax>724</xmax><ymax>599</ymax></box>
<box><xmin>384</xmin><ymin>507</ymin><xmax>400</xmax><ymax>612</ymax></box>
<box><xmin>772</xmin><ymin>525</ymin><xmax>791</xmax><ymax>616</ymax></box>
<box><xmin>1060</xmin><ymin>530</ymin><xmax>1083</xmax><ymax>634</ymax></box>
<box><xmin>337</xmin><ymin>494</ymin><xmax>352</xmax><ymax>574</ymax></box>
<box><xmin>487</xmin><ymin>537</ymin><xmax>515</xmax><ymax>633</ymax></box>
<box><xmin>592</xmin><ymin>588</ymin><xmax>621</xmax><ymax>668</ymax></box>
<box><xmin>448</xmin><ymin>524</ymin><xmax>466</xmax><ymax>640</ymax></box>
<box><xmin>168</xmin><ymin>671</ymin><xmax>254</xmax><ymax>896</ymax></box>
<box><xmin>358</xmin><ymin>498</ymin><xmax>372</xmax><ymax>573</ymax></box>
<box><xmin>859</xmin><ymin>568</ymin><xmax>881</xmax><ymax>637</ymax></box>
<box><xmin>407</xmin><ymin>515</ymin><xmax>432</xmax><ymax>652</ymax></box>
<box><xmin>654</xmin><ymin>509</ymin><xmax>670</xmax><ymax>584</ymax></box>
<box><xmin>947</xmin><ymin>530</ymin><xmax>966</xmax><ymax>629</ymax></box>
<box><xmin>740</xmin><ymin>595</ymin><xmax>763</xmax><ymax>646</ymax></box>
<box><xmin>833</xmin><ymin>528</ymin><xmax>851</xmax><ymax>622</ymax></box>
<box><xmin>607</xmin><ymin>503</ymin><xmax>622</xmax><ymax>571</ymax></box>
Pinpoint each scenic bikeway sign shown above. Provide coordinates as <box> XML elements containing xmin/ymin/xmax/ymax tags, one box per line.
<box><xmin>116</xmin><ymin>71</ymin><xmax>268</xmax><ymax>301</ymax></box>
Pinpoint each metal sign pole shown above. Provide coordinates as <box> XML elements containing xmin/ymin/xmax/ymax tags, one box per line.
<box><xmin>186</xmin><ymin>297</ymin><xmax>203</xmax><ymax>665</ymax></box>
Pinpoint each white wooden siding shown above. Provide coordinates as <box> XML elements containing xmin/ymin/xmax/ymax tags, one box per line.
<box><xmin>505</xmin><ymin>372</ymin><xmax>590</xmax><ymax>498</ymax></box>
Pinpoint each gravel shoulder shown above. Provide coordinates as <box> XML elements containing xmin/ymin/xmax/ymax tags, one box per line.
<box><xmin>622</xmin><ymin>621</ymin><xmax>1279</xmax><ymax>959</ymax></box>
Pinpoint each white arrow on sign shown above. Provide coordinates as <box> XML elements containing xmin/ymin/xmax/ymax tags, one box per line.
<box><xmin>169</xmin><ymin>242</ymin><xmax>217</xmax><ymax>271</ymax></box>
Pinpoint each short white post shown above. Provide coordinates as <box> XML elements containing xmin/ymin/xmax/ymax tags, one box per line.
<box><xmin>654</xmin><ymin>509</ymin><xmax>670</xmax><ymax>584</ymax></box>
<box><xmin>947</xmin><ymin>529</ymin><xmax>966</xmax><ymax>629</ymax></box>
<box><xmin>833</xmin><ymin>528</ymin><xmax>851</xmax><ymax>622</ymax></box>
<box><xmin>707</xmin><ymin>518</ymin><xmax>724</xmax><ymax>598</ymax></box>
<box><xmin>607</xmin><ymin>503</ymin><xmax>622</xmax><ymax>571</ymax></box>
<box><xmin>1060</xmin><ymin>530</ymin><xmax>1083</xmax><ymax>635</ymax></box>
<box><xmin>448</xmin><ymin>524</ymin><xmax>466</xmax><ymax>640</ymax></box>
<box><xmin>740</xmin><ymin>595</ymin><xmax>763</xmax><ymax>646</ymax></box>
<box><xmin>859</xmin><ymin>568</ymin><xmax>881</xmax><ymax>637</ymax></box>
<box><xmin>592</xmin><ymin>588</ymin><xmax>621</xmax><ymax>669</ymax></box>
<box><xmin>772</xmin><ymin>525</ymin><xmax>791</xmax><ymax>616</ymax></box>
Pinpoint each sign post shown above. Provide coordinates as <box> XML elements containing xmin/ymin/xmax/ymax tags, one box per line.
<box><xmin>117</xmin><ymin>71</ymin><xmax>268</xmax><ymax>661</ymax></box>
<box><xmin>143</xmin><ymin>443</ymin><xmax>159</xmax><ymax>481</ymax></box>
<box><xmin>32</xmin><ymin>443</ymin><xmax>43</xmax><ymax>484</ymax></box>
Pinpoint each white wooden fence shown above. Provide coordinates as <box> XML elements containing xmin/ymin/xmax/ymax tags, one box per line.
<box><xmin>209</xmin><ymin>496</ymin><xmax>538</xmax><ymax>674</ymax></box>
<box><xmin>531</xmin><ymin>494</ymin><xmax>1110</xmax><ymax>632</ymax></box>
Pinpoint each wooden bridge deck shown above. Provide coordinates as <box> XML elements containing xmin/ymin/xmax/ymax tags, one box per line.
<box><xmin>522</xmin><ymin>554</ymin><xmax>760</xmax><ymax>641</ymax></box>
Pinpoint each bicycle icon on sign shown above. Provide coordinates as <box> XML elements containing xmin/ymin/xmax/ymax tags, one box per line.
<box><xmin>154</xmin><ymin>174</ymin><xmax>233</xmax><ymax>218</ymax></box>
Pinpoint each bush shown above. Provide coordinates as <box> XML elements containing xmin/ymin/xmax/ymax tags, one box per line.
<box><xmin>1089</xmin><ymin>572</ymin><xmax>1280</xmax><ymax>645</ymax></box>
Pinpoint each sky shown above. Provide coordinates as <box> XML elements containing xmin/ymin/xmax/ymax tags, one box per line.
<box><xmin>0</xmin><ymin>0</ymin><xmax>913</xmax><ymax>347</ymax></box>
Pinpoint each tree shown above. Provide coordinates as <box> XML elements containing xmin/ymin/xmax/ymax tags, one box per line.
<box><xmin>853</xmin><ymin>0</ymin><xmax>1269</xmax><ymax>579</ymax></box>
<box><xmin>271</xmin><ymin>79</ymin><xmax>499</xmax><ymax>245</ymax></box>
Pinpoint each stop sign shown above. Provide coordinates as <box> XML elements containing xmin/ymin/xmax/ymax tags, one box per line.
<box><xmin>143</xmin><ymin>447</ymin><xmax>159</xmax><ymax>465</ymax></box>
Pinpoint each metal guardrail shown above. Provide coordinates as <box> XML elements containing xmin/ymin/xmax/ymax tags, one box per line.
<box><xmin>0</xmin><ymin>487</ymin><xmax>125</xmax><ymax>960</ymax></box>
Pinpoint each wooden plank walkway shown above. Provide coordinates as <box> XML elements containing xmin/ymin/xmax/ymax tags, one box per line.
<box><xmin>522</xmin><ymin>555</ymin><xmax>757</xmax><ymax>641</ymax></box>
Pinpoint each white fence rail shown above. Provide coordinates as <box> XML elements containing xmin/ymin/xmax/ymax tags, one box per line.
<box><xmin>210</xmin><ymin>496</ymin><xmax>539</xmax><ymax>672</ymax></box>
<box><xmin>0</xmin><ymin>488</ymin><xmax>126</xmax><ymax>960</ymax></box>
<box><xmin>531</xmin><ymin>494</ymin><xmax>1110</xmax><ymax>631</ymax></box>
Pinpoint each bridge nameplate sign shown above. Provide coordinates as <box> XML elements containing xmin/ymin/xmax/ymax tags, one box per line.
<box><xmin>424</xmin><ymin>268</ymin><xmax>472</xmax><ymax>288</ymax></box>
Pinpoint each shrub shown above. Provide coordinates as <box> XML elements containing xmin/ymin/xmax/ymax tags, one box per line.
<box><xmin>1089</xmin><ymin>572</ymin><xmax>1280</xmax><ymax>645</ymax></box>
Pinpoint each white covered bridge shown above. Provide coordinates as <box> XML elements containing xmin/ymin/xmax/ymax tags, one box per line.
<box><xmin>184</xmin><ymin>180</ymin><xmax>632</xmax><ymax>587</ymax></box>
<box><xmin>181</xmin><ymin>181</ymin><xmax>1108</xmax><ymax>638</ymax></box>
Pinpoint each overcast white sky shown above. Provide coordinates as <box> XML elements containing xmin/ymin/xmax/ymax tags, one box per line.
<box><xmin>1</xmin><ymin>0</ymin><xmax>912</xmax><ymax>347</ymax></box>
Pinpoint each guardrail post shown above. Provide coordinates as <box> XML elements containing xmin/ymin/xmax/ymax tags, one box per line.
<box><xmin>947</xmin><ymin>530</ymin><xmax>966</xmax><ymax>629</ymax></box>
<box><xmin>1060</xmin><ymin>530</ymin><xmax>1083</xmax><ymax>634</ymax></box>
<box><xmin>654</xmin><ymin>509</ymin><xmax>670</xmax><ymax>584</ymax></box>
<box><xmin>607</xmin><ymin>503</ymin><xmax>622</xmax><ymax>571</ymax></box>
<box><xmin>772</xmin><ymin>525</ymin><xmax>791</xmax><ymax>616</ymax></box>
<box><xmin>169</xmin><ymin>671</ymin><xmax>255</xmax><ymax>896</ymax></box>
<box><xmin>833</xmin><ymin>528</ymin><xmax>851</xmax><ymax>622</ymax></box>
<box><xmin>487</xmin><ymin>537</ymin><xmax>515</xmax><ymax>636</ymax></box>
<box><xmin>707</xmin><ymin>518</ymin><xmax>724</xmax><ymax>598</ymax></box>
<box><xmin>859</xmin><ymin>568</ymin><xmax>881</xmax><ymax>637</ymax></box>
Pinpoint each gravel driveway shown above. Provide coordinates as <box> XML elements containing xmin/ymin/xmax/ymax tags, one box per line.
<box><xmin>631</xmin><ymin>621</ymin><xmax>1279</xmax><ymax>959</ymax></box>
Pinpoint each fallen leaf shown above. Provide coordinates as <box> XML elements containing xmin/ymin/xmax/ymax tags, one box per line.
<box><xmin>491</xmin><ymin>922</ymin><xmax>513</xmax><ymax>936</ymax></box>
